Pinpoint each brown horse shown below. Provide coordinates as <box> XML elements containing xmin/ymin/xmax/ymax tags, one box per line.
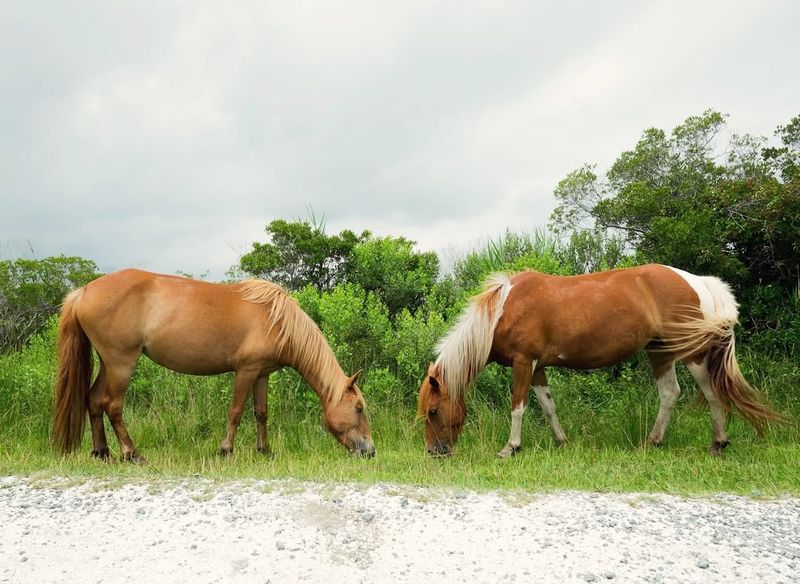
<box><xmin>418</xmin><ymin>264</ymin><xmax>784</xmax><ymax>457</ymax></box>
<box><xmin>52</xmin><ymin>269</ymin><xmax>375</xmax><ymax>461</ymax></box>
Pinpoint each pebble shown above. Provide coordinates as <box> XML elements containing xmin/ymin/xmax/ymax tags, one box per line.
<box><xmin>1</xmin><ymin>478</ymin><xmax>799</xmax><ymax>582</ymax></box>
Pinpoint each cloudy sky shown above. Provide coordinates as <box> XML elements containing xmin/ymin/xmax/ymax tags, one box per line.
<box><xmin>2</xmin><ymin>1</ymin><xmax>798</xmax><ymax>279</ymax></box>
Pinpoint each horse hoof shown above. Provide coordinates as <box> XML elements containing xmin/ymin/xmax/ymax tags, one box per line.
<box><xmin>257</xmin><ymin>447</ymin><xmax>274</xmax><ymax>459</ymax></box>
<box><xmin>122</xmin><ymin>451</ymin><xmax>146</xmax><ymax>464</ymax></box>
<box><xmin>91</xmin><ymin>448</ymin><xmax>111</xmax><ymax>461</ymax></box>
<box><xmin>708</xmin><ymin>439</ymin><xmax>730</xmax><ymax>456</ymax></box>
<box><xmin>497</xmin><ymin>444</ymin><xmax>521</xmax><ymax>459</ymax></box>
<box><xmin>218</xmin><ymin>447</ymin><xmax>233</xmax><ymax>457</ymax></box>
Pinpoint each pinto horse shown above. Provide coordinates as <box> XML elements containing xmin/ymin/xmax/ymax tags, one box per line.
<box><xmin>418</xmin><ymin>264</ymin><xmax>784</xmax><ymax>457</ymax></box>
<box><xmin>52</xmin><ymin>269</ymin><xmax>375</xmax><ymax>461</ymax></box>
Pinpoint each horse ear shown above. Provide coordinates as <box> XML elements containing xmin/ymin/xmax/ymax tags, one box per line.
<box><xmin>428</xmin><ymin>375</ymin><xmax>440</xmax><ymax>392</ymax></box>
<box><xmin>348</xmin><ymin>370</ymin><xmax>363</xmax><ymax>388</ymax></box>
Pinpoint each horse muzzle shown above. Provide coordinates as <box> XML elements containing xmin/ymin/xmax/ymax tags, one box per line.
<box><xmin>427</xmin><ymin>441</ymin><xmax>453</xmax><ymax>457</ymax></box>
<box><xmin>351</xmin><ymin>439</ymin><xmax>376</xmax><ymax>458</ymax></box>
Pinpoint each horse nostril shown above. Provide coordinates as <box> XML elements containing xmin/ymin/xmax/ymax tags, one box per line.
<box><xmin>428</xmin><ymin>442</ymin><xmax>452</xmax><ymax>457</ymax></box>
<box><xmin>351</xmin><ymin>439</ymin><xmax>375</xmax><ymax>458</ymax></box>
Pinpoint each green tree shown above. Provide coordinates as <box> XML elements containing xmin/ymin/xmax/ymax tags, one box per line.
<box><xmin>549</xmin><ymin>110</ymin><xmax>800</xmax><ymax>292</ymax></box>
<box><xmin>0</xmin><ymin>256</ymin><xmax>100</xmax><ymax>352</ymax></box>
<box><xmin>239</xmin><ymin>218</ymin><xmax>368</xmax><ymax>291</ymax></box>
<box><xmin>348</xmin><ymin>236</ymin><xmax>439</xmax><ymax>316</ymax></box>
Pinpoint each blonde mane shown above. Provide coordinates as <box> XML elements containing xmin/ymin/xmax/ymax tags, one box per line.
<box><xmin>434</xmin><ymin>273</ymin><xmax>514</xmax><ymax>400</ymax></box>
<box><xmin>239</xmin><ymin>280</ymin><xmax>348</xmax><ymax>406</ymax></box>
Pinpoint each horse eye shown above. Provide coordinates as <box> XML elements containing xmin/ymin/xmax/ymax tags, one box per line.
<box><xmin>429</xmin><ymin>408</ymin><xmax>438</xmax><ymax>416</ymax></box>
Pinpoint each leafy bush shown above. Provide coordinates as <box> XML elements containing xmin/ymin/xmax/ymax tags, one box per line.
<box><xmin>0</xmin><ymin>256</ymin><xmax>100</xmax><ymax>352</ymax></box>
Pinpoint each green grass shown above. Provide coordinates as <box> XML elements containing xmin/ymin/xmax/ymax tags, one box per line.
<box><xmin>2</xmin><ymin>376</ymin><xmax>799</xmax><ymax>495</ymax></box>
<box><xmin>1</xmin><ymin>328</ymin><xmax>799</xmax><ymax>494</ymax></box>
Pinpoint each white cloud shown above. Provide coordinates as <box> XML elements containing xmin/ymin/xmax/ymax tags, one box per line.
<box><xmin>1</xmin><ymin>1</ymin><xmax>798</xmax><ymax>279</ymax></box>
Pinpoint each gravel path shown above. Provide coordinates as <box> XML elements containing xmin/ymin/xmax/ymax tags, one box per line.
<box><xmin>1</xmin><ymin>476</ymin><xmax>799</xmax><ymax>583</ymax></box>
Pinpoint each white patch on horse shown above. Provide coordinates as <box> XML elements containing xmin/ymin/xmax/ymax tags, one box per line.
<box><xmin>665</xmin><ymin>266</ymin><xmax>739</xmax><ymax>321</ymax></box>
<box><xmin>509</xmin><ymin>403</ymin><xmax>526</xmax><ymax>447</ymax></box>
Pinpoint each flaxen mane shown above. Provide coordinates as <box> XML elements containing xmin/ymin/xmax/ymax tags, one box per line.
<box><xmin>239</xmin><ymin>280</ymin><xmax>351</xmax><ymax>406</ymax></box>
<box><xmin>434</xmin><ymin>273</ymin><xmax>514</xmax><ymax>400</ymax></box>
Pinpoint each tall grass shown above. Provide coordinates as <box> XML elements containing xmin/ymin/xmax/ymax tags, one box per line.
<box><xmin>1</xmin><ymin>319</ymin><xmax>798</xmax><ymax>494</ymax></box>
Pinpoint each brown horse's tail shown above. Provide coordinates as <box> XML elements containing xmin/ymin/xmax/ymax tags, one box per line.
<box><xmin>704</xmin><ymin>332</ymin><xmax>786</xmax><ymax>434</ymax></box>
<box><xmin>52</xmin><ymin>288</ymin><xmax>93</xmax><ymax>454</ymax></box>
<box><xmin>665</xmin><ymin>275</ymin><xmax>786</xmax><ymax>435</ymax></box>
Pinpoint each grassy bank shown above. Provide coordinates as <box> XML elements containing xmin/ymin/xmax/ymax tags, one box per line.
<box><xmin>1</xmin><ymin>328</ymin><xmax>798</xmax><ymax>494</ymax></box>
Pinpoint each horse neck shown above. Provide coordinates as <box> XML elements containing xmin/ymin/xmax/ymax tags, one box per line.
<box><xmin>279</xmin><ymin>308</ymin><xmax>347</xmax><ymax>408</ymax></box>
<box><xmin>434</xmin><ymin>273</ymin><xmax>512</xmax><ymax>400</ymax></box>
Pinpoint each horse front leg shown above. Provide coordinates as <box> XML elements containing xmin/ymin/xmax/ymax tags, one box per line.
<box><xmin>253</xmin><ymin>374</ymin><xmax>272</xmax><ymax>456</ymax></box>
<box><xmin>497</xmin><ymin>358</ymin><xmax>534</xmax><ymax>458</ymax></box>
<box><xmin>531</xmin><ymin>368</ymin><xmax>567</xmax><ymax>446</ymax></box>
<box><xmin>218</xmin><ymin>368</ymin><xmax>259</xmax><ymax>456</ymax></box>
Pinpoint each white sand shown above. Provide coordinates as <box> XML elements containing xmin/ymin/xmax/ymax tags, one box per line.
<box><xmin>1</xmin><ymin>476</ymin><xmax>798</xmax><ymax>583</ymax></box>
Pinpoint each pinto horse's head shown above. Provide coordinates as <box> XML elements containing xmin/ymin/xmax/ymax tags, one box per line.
<box><xmin>417</xmin><ymin>363</ymin><xmax>466</xmax><ymax>457</ymax></box>
<box><xmin>324</xmin><ymin>370</ymin><xmax>375</xmax><ymax>457</ymax></box>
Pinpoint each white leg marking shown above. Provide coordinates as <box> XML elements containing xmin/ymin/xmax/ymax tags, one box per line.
<box><xmin>509</xmin><ymin>403</ymin><xmax>526</xmax><ymax>447</ymax></box>
<box><xmin>533</xmin><ymin>386</ymin><xmax>567</xmax><ymax>444</ymax></box>
<box><xmin>648</xmin><ymin>366</ymin><xmax>681</xmax><ymax>445</ymax></box>
<box><xmin>497</xmin><ymin>402</ymin><xmax>527</xmax><ymax>458</ymax></box>
<box><xmin>686</xmin><ymin>360</ymin><xmax>728</xmax><ymax>445</ymax></box>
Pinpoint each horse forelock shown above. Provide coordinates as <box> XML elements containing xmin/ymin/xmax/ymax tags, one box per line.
<box><xmin>240</xmin><ymin>280</ymin><xmax>346</xmax><ymax>406</ymax></box>
<box><xmin>434</xmin><ymin>272</ymin><xmax>513</xmax><ymax>401</ymax></box>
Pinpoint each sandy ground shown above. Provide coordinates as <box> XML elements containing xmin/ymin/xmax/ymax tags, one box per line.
<box><xmin>1</xmin><ymin>476</ymin><xmax>799</xmax><ymax>583</ymax></box>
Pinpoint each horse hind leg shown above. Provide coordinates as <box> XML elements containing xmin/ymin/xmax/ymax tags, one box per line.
<box><xmin>684</xmin><ymin>355</ymin><xmax>729</xmax><ymax>455</ymax></box>
<box><xmin>646</xmin><ymin>353</ymin><xmax>681</xmax><ymax>446</ymax></box>
<box><xmin>103</xmin><ymin>358</ymin><xmax>144</xmax><ymax>463</ymax></box>
<box><xmin>88</xmin><ymin>360</ymin><xmax>110</xmax><ymax>460</ymax></box>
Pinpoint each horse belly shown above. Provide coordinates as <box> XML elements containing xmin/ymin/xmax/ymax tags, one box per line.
<box><xmin>512</xmin><ymin>298</ymin><xmax>649</xmax><ymax>369</ymax></box>
<box><xmin>143</xmin><ymin>345</ymin><xmax>232</xmax><ymax>375</ymax></box>
<box><xmin>142</xmin><ymin>328</ymin><xmax>241</xmax><ymax>375</ymax></box>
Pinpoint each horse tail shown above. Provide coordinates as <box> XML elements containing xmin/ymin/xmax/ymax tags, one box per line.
<box><xmin>666</xmin><ymin>275</ymin><xmax>786</xmax><ymax>434</ymax></box>
<box><xmin>705</xmin><ymin>332</ymin><xmax>786</xmax><ymax>434</ymax></box>
<box><xmin>52</xmin><ymin>287</ymin><xmax>93</xmax><ymax>454</ymax></box>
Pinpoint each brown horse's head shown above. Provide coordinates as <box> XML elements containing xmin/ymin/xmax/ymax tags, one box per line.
<box><xmin>324</xmin><ymin>371</ymin><xmax>375</xmax><ymax>457</ymax></box>
<box><xmin>417</xmin><ymin>363</ymin><xmax>466</xmax><ymax>457</ymax></box>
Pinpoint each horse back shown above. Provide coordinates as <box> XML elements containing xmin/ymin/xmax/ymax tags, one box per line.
<box><xmin>75</xmin><ymin>269</ymin><xmax>272</xmax><ymax>374</ymax></box>
<box><xmin>492</xmin><ymin>265</ymin><xmax>703</xmax><ymax>368</ymax></box>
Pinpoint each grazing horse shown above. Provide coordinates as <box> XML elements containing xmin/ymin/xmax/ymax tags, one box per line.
<box><xmin>52</xmin><ymin>269</ymin><xmax>375</xmax><ymax>461</ymax></box>
<box><xmin>417</xmin><ymin>264</ymin><xmax>784</xmax><ymax>457</ymax></box>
